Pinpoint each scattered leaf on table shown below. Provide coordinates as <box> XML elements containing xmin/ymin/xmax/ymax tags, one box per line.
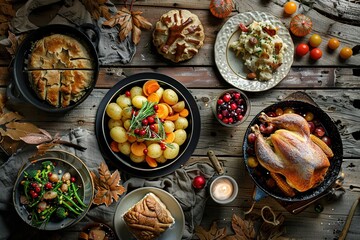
<box><xmin>195</xmin><ymin>222</ymin><xmax>227</xmax><ymax>240</ymax></box>
<box><xmin>0</xmin><ymin>93</ymin><xmax>6</xmax><ymax>113</ymax></box>
<box><xmin>20</xmin><ymin>132</ymin><xmax>53</xmax><ymax>145</ymax></box>
<box><xmin>91</xmin><ymin>162</ymin><xmax>126</xmax><ymax>206</ymax></box>
<box><xmin>0</xmin><ymin>122</ymin><xmax>41</xmax><ymax>140</ymax></box>
<box><xmin>5</xmin><ymin>31</ymin><xmax>25</xmax><ymax>56</ymax></box>
<box><xmin>0</xmin><ymin>112</ymin><xmax>23</xmax><ymax>125</ymax></box>
<box><xmin>225</xmin><ymin>214</ymin><xmax>256</xmax><ymax>240</ymax></box>
<box><xmin>0</xmin><ymin>0</ymin><xmax>15</xmax><ymax>17</ymax></box>
<box><xmin>102</xmin><ymin>7</ymin><xmax>152</xmax><ymax>45</ymax></box>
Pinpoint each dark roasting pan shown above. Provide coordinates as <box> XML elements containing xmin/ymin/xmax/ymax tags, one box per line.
<box><xmin>242</xmin><ymin>92</ymin><xmax>343</xmax><ymax>202</ymax></box>
<box><xmin>10</xmin><ymin>24</ymin><xmax>99</xmax><ymax>113</ymax></box>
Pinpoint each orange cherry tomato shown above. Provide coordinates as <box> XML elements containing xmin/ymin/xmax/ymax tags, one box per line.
<box><xmin>327</xmin><ymin>38</ymin><xmax>340</xmax><ymax>50</ymax></box>
<box><xmin>310</xmin><ymin>48</ymin><xmax>322</xmax><ymax>60</ymax></box>
<box><xmin>284</xmin><ymin>2</ymin><xmax>297</xmax><ymax>15</ymax></box>
<box><xmin>339</xmin><ymin>47</ymin><xmax>353</xmax><ymax>59</ymax></box>
<box><xmin>309</xmin><ymin>34</ymin><xmax>322</xmax><ymax>47</ymax></box>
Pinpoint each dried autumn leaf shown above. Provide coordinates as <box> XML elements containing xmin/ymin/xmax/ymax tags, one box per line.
<box><xmin>0</xmin><ymin>111</ymin><xmax>23</xmax><ymax>125</ymax></box>
<box><xmin>20</xmin><ymin>132</ymin><xmax>53</xmax><ymax>145</ymax></box>
<box><xmin>102</xmin><ymin>7</ymin><xmax>152</xmax><ymax>45</ymax></box>
<box><xmin>0</xmin><ymin>92</ymin><xmax>6</xmax><ymax>113</ymax></box>
<box><xmin>225</xmin><ymin>214</ymin><xmax>256</xmax><ymax>240</ymax></box>
<box><xmin>5</xmin><ymin>31</ymin><xmax>19</xmax><ymax>56</ymax></box>
<box><xmin>0</xmin><ymin>122</ymin><xmax>41</xmax><ymax>140</ymax></box>
<box><xmin>91</xmin><ymin>162</ymin><xmax>125</xmax><ymax>206</ymax></box>
<box><xmin>195</xmin><ymin>222</ymin><xmax>227</xmax><ymax>240</ymax></box>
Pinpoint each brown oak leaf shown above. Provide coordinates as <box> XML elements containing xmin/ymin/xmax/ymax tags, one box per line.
<box><xmin>91</xmin><ymin>162</ymin><xmax>126</xmax><ymax>206</ymax></box>
<box><xmin>195</xmin><ymin>222</ymin><xmax>227</xmax><ymax>240</ymax></box>
<box><xmin>102</xmin><ymin>7</ymin><xmax>152</xmax><ymax>45</ymax></box>
<box><xmin>0</xmin><ymin>92</ymin><xmax>6</xmax><ymax>113</ymax></box>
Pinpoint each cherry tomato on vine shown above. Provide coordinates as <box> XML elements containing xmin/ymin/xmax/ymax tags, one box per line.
<box><xmin>310</xmin><ymin>48</ymin><xmax>322</xmax><ymax>60</ymax></box>
<box><xmin>309</xmin><ymin>34</ymin><xmax>322</xmax><ymax>47</ymax></box>
<box><xmin>339</xmin><ymin>47</ymin><xmax>353</xmax><ymax>59</ymax></box>
<box><xmin>327</xmin><ymin>38</ymin><xmax>340</xmax><ymax>50</ymax></box>
<box><xmin>284</xmin><ymin>2</ymin><xmax>297</xmax><ymax>15</ymax></box>
<box><xmin>296</xmin><ymin>43</ymin><xmax>310</xmax><ymax>56</ymax></box>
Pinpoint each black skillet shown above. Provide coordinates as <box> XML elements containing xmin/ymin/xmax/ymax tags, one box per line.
<box><xmin>11</xmin><ymin>24</ymin><xmax>99</xmax><ymax>113</ymax></box>
<box><xmin>242</xmin><ymin>92</ymin><xmax>343</xmax><ymax>202</ymax></box>
<box><xmin>95</xmin><ymin>72</ymin><xmax>201</xmax><ymax>178</ymax></box>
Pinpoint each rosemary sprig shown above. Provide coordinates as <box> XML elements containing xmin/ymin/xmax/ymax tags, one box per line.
<box><xmin>128</xmin><ymin>101</ymin><xmax>165</xmax><ymax>140</ymax></box>
<box><xmin>128</xmin><ymin>101</ymin><xmax>156</xmax><ymax>132</ymax></box>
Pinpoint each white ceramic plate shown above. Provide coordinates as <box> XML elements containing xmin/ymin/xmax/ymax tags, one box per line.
<box><xmin>214</xmin><ymin>11</ymin><xmax>294</xmax><ymax>92</ymax></box>
<box><xmin>113</xmin><ymin>187</ymin><xmax>185</xmax><ymax>240</ymax></box>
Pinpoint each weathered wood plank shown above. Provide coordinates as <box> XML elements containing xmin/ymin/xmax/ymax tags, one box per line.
<box><xmin>4</xmin><ymin>88</ymin><xmax>360</xmax><ymax>159</ymax></box>
<box><xmin>3</xmin><ymin>66</ymin><xmax>360</xmax><ymax>89</ymax></box>
<box><xmin>1</xmin><ymin>1</ymin><xmax>360</xmax><ymax>66</ymax></box>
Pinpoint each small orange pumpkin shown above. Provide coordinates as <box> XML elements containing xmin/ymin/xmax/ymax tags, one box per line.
<box><xmin>210</xmin><ymin>0</ymin><xmax>233</xmax><ymax>19</ymax></box>
<box><xmin>290</xmin><ymin>14</ymin><xmax>313</xmax><ymax>37</ymax></box>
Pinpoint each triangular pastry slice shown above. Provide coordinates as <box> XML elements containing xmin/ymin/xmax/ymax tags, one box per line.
<box><xmin>122</xmin><ymin>192</ymin><xmax>175</xmax><ymax>240</ymax></box>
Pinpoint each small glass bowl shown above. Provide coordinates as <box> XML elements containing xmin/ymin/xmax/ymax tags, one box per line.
<box><xmin>212</xmin><ymin>88</ymin><xmax>250</xmax><ymax>127</ymax></box>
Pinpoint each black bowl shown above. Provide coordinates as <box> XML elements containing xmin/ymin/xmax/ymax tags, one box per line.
<box><xmin>12</xmin><ymin>24</ymin><xmax>99</xmax><ymax>113</ymax></box>
<box><xmin>242</xmin><ymin>99</ymin><xmax>343</xmax><ymax>202</ymax></box>
<box><xmin>95</xmin><ymin>72</ymin><xmax>201</xmax><ymax>178</ymax></box>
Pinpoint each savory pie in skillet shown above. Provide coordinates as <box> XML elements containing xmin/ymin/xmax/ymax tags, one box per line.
<box><xmin>27</xmin><ymin>34</ymin><xmax>94</xmax><ymax>108</ymax></box>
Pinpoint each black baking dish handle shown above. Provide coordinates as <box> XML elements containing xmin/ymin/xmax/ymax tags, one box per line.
<box><xmin>77</xmin><ymin>23</ymin><xmax>100</xmax><ymax>50</ymax></box>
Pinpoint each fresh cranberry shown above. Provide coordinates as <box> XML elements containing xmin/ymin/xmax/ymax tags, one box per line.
<box><xmin>45</xmin><ymin>182</ymin><xmax>52</xmax><ymax>189</ymax></box>
<box><xmin>142</xmin><ymin>119</ymin><xmax>148</xmax><ymax>126</ymax></box>
<box><xmin>125</xmin><ymin>91</ymin><xmax>131</xmax><ymax>97</ymax></box>
<box><xmin>139</xmin><ymin>129</ymin><xmax>146</xmax><ymax>136</ymax></box>
<box><xmin>217</xmin><ymin>114</ymin><xmax>223</xmax><ymax>120</ymax></box>
<box><xmin>31</xmin><ymin>182</ymin><xmax>37</xmax><ymax>188</ymax></box>
<box><xmin>147</xmin><ymin>116</ymin><xmax>155</xmax><ymax>124</ymax></box>
<box><xmin>153</xmin><ymin>105</ymin><xmax>159</xmax><ymax>111</ymax></box>
<box><xmin>230</xmin><ymin>103</ymin><xmax>237</xmax><ymax>110</ymax></box>
<box><xmin>228</xmin><ymin>117</ymin><xmax>234</xmax><ymax>123</ymax></box>
<box><xmin>143</xmin><ymin>149</ymin><xmax>148</xmax><ymax>155</ymax></box>
<box><xmin>150</xmin><ymin>124</ymin><xmax>156</xmax><ymax>131</ymax></box>
<box><xmin>47</xmin><ymin>172</ymin><xmax>52</xmax><ymax>177</ymax></box>
<box><xmin>222</xmin><ymin>118</ymin><xmax>229</xmax><ymax>124</ymax></box>
<box><xmin>134</xmin><ymin>129</ymin><xmax>140</xmax><ymax>135</ymax></box>
<box><xmin>31</xmin><ymin>192</ymin><xmax>38</xmax><ymax>199</ymax></box>
<box><xmin>223</xmin><ymin>94</ymin><xmax>231</xmax><ymax>102</ymax></box>
<box><xmin>160</xmin><ymin>143</ymin><xmax>166</xmax><ymax>150</ymax></box>
<box><xmin>217</xmin><ymin>99</ymin><xmax>224</xmax><ymax>105</ymax></box>
<box><xmin>34</xmin><ymin>187</ymin><xmax>41</xmax><ymax>193</ymax></box>
<box><xmin>234</xmin><ymin>92</ymin><xmax>241</xmax><ymax>99</ymax></box>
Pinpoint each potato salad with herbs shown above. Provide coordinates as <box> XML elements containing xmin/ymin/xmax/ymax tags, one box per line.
<box><xmin>230</xmin><ymin>21</ymin><xmax>287</xmax><ymax>81</ymax></box>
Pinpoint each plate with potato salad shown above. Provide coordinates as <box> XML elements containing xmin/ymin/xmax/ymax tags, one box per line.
<box><xmin>215</xmin><ymin>11</ymin><xmax>294</xmax><ymax>92</ymax></box>
<box><xmin>95</xmin><ymin>72</ymin><xmax>201</xmax><ymax>178</ymax></box>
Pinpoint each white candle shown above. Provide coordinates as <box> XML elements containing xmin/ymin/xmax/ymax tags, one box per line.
<box><xmin>211</xmin><ymin>178</ymin><xmax>234</xmax><ymax>201</ymax></box>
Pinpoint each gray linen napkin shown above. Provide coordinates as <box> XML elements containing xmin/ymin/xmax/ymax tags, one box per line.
<box><xmin>7</xmin><ymin>0</ymin><xmax>135</xmax><ymax>64</ymax></box>
<box><xmin>0</xmin><ymin>128</ymin><xmax>215</xmax><ymax>240</ymax></box>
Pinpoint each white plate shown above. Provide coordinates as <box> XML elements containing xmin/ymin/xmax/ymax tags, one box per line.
<box><xmin>214</xmin><ymin>11</ymin><xmax>294</xmax><ymax>92</ymax></box>
<box><xmin>113</xmin><ymin>187</ymin><xmax>185</xmax><ymax>240</ymax></box>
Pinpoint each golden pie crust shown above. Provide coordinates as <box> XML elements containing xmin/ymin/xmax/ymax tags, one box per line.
<box><xmin>27</xmin><ymin>34</ymin><xmax>94</xmax><ymax>108</ymax></box>
<box><xmin>122</xmin><ymin>193</ymin><xmax>175</xmax><ymax>240</ymax></box>
<box><xmin>153</xmin><ymin>9</ymin><xmax>205</xmax><ymax>63</ymax></box>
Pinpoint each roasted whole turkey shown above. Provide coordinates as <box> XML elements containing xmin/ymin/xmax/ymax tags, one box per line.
<box><xmin>251</xmin><ymin>112</ymin><xmax>334</xmax><ymax>195</ymax></box>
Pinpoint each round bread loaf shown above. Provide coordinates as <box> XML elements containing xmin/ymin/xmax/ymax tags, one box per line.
<box><xmin>153</xmin><ymin>9</ymin><xmax>205</xmax><ymax>62</ymax></box>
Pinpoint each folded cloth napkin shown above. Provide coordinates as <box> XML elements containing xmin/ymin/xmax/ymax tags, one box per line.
<box><xmin>8</xmin><ymin>0</ymin><xmax>135</xmax><ymax>64</ymax></box>
<box><xmin>0</xmin><ymin>128</ymin><xmax>215</xmax><ymax>240</ymax></box>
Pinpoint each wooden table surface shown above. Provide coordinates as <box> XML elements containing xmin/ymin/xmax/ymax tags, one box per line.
<box><xmin>1</xmin><ymin>0</ymin><xmax>360</xmax><ymax>239</ymax></box>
